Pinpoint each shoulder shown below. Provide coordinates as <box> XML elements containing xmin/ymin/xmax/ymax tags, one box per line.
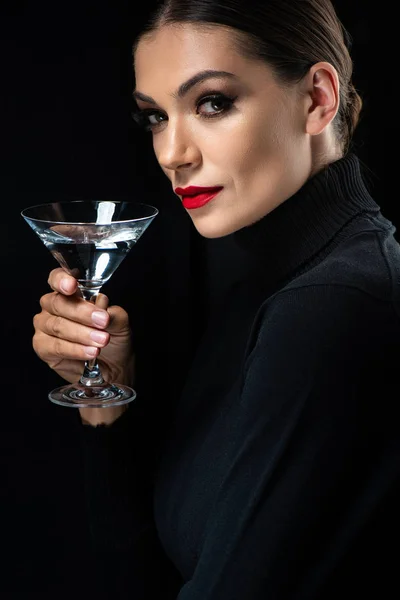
<box><xmin>264</xmin><ymin>217</ymin><xmax>400</xmax><ymax>335</ymax></box>
<box><xmin>246</xmin><ymin>281</ymin><xmax>399</xmax><ymax>376</ymax></box>
<box><xmin>244</xmin><ymin>216</ymin><xmax>400</xmax><ymax>372</ymax></box>
<box><xmin>255</xmin><ymin>282</ymin><xmax>379</xmax><ymax>341</ymax></box>
<box><xmin>292</xmin><ymin>217</ymin><xmax>400</xmax><ymax>301</ymax></box>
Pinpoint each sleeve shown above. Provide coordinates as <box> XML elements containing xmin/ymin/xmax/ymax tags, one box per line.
<box><xmin>176</xmin><ymin>285</ymin><xmax>399</xmax><ymax>599</ymax></box>
<box><xmin>78</xmin><ymin>397</ymin><xmax>183</xmax><ymax>598</ymax></box>
<box><xmin>76</xmin><ymin>213</ymin><xmax>194</xmax><ymax>598</ymax></box>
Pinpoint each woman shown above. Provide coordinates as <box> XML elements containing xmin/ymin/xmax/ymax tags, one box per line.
<box><xmin>32</xmin><ymin>1</ymin><xmax>399</xmax><ymax>597</ymax></box>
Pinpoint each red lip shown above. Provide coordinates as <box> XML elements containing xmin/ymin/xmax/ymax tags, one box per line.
<box><xmin>174</xmin><ymin>186</ymin><xmax>223</xmax><ymax>210</ymax></box>
<box><xmin>174</xmin><ymin>186</ymin><xmax>223</xmax><ymax>196</ymax></box>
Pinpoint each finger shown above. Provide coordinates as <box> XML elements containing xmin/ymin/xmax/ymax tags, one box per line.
<box><xmin>39</xmin><ymin>292</ymin><xmax>110</xmax><ymax>330</ymax></box>
<box><xmin>33</xmin><ymin>330</ymin><xmax>101</xmax><ymax>363</ymax></box>
<box><xmin>47</xmin><ymin>268</ymin><xmax>78</xmax><ymax>295</ymax></box>
<box><xmin>51</xmin><ymin>358</ymin><xmax>89</xmax><ymax>383</ymax></box>
<box><xmin>106</xmin><ymin>305</ymin><xmax>131</xmax><ymax>335</ymax></box>
<box><xmin>94</xmin><ymin>293</ymin><xmax>109</xmax><ymax>310</ymax></box>
<box><xmin>35</xmin><ymin>311</ymin><xmax>110</xmax><ymax>348</ymax></box>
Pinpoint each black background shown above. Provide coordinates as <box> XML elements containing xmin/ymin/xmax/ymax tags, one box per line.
<box><xmin>0</xmin><ymin>1</ymin><xmax>389</xmax><ymax>597</ymax></box>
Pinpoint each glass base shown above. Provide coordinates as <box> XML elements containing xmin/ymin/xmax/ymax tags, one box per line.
<box><xmin>48</xmin><ymin>381</ymin><xmax>136</xmax><ymax>408</ymax></box>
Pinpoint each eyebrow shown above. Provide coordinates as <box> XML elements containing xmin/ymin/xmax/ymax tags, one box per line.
<box><xmin>132</xmin><ymin>69</ymin><xmax>237</xmax><ymax>104</ymax></box>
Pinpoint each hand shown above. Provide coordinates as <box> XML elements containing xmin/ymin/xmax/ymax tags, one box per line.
<box><xmin>33</xmin><ymin>268</ymin><xmax>135</xmax><ymax>425</ymax></box>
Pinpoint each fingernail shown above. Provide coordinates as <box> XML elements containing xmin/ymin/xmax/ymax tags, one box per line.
<box><xmin>90</xmin><ymin>331</ymin><xmax>108</xmax><ymax>344</ymax></box>
<box><xmin>60</xmin><ymin>278</ymin><xmax>74</xmax><ymax>293</ymax></box>
<box><xmin>84</xmin><ymin>346</ymin><xmax>98</xmax><ymax>357</ymax></box>
<box><xmin>92</xmin><ymin>311</ymin><xmax>108</xmax><ymax>327</ymax></box>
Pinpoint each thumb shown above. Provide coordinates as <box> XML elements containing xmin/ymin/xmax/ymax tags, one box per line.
<box><xmin>106</xmin><ymin>304</ymin><xmax>131</xmax><ymax>336</ymax></box>
<box><xmin>95</xmin><ymin>293</ymin><xmax>130</xmax><ymax>335</ymax></box>
<box><xmin>94</xmin><ymin>293</ymin><xmax>109</xmax><ymax>310</ymax></box>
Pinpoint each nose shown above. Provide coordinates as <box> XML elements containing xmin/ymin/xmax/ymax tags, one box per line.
<box><xmin>156</xmin><ymin>117</ymin><xmax>200</xmax><ymax>173</ymax></box>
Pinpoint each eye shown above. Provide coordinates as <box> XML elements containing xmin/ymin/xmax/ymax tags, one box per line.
<box><xmin>131</xmin><ymin>109</ymin><xmax>168</xmax><ymax>132</ymax></box>
<box><xmin>196</xmin><ymin>93</ymin><xmax>236</xmax><ymax>118</ymax></box>
<box><xmin>131</xmin><ymin>92</ymin><xmax>236</xmax><ymax>133</ymax></box>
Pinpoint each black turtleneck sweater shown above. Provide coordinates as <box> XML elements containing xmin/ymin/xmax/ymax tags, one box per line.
<box><xmin>80</xmin><ymin>154</ymin><xmax>400</xmax><ymax>599</ymax></box>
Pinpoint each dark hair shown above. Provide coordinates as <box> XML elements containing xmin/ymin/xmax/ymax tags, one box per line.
<box><xmin>133</xmin><ymin>0</ymin><xmax>362</xmax><ymax>154</ymax></box>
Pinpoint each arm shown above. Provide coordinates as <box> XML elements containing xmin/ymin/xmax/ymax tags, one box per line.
<box><xmin>79</xmin><ymin>405</ymin><xmax>183</xmax><ymax>598</ymax></box>
<box><xmin>33</xmin><ymin>269</ymin><xmax>134</xmax><ymax>426</ymax></box>
<box><xmin>32</xmin><ymin>268</ymin><xmax>182</xmax><ymax>594</ymax></box>
<box><xmin>177</xmin><ymin>285</ymin><xmax>398</xmax><ymax>599</ymax></box>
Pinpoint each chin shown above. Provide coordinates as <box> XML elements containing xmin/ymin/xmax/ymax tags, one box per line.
<box><xmin>191</xmin><ymin>219</ymin><xmax>240</xmax><ymax>239</ymax></box>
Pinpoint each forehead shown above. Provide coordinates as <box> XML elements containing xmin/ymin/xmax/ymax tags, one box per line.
<box><xmin>134</xmin><ymin>23</ymin><xmax>256</xmax><ymax>88</ymax></box>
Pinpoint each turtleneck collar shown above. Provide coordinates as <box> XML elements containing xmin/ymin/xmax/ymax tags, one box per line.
<box><xmin>232</xmin><ymin>153</ymin><xmax>380</xmax><ymax>283</ymax></box>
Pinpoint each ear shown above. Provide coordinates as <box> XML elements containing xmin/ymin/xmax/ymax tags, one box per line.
<box><xmin>304</xmin><ymin>61</ymin><xmax>340</xmax><ymax>136</ymax></box>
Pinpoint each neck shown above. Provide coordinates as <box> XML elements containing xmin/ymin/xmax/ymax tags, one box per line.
<box><xmin>309</xmin><ymin>132</ymin><xmax>343</xmax><ymax>178</ymax></box>
<box><xmin>233</xmin><ymin>153</ymin><xmax>380</xmax><ymax>281</ymax></box>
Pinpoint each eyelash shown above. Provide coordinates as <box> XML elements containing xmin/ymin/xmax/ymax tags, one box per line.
<box><xmin>132</xmin><ymin>92</ymin><xmax>237</xmax><ymax>132</ymax></box>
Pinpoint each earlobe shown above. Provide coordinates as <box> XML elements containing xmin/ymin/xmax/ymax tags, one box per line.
<box><xmin>305</xmin><ymin>62</ymin><xmax>339</xmax><ymax>136</ymax></box>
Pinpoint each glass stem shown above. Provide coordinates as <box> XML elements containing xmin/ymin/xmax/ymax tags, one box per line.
<box><xmin>79</xmin><ymin>287</ymin><xmax>105</xmax><ymax>387</ymax></box>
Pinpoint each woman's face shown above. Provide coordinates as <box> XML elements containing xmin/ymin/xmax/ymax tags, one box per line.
<box><xmin>133</xmin><ymin>24</ymin><xmax>313</xmax><ymax>238</ymax></box>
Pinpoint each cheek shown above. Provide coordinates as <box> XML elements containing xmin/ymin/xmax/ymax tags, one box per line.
<box><xmin>223</xmin><ymin>121</ymin><xmax>280</xmax><ymax>178</ymax></box>
<box><xmin>201</xmin><ymin>116</ymin><xmax>269</xmax><ymax>175</ymax></box>
<box><xmin>152</xmin><ymin>137</ymin><xmax>161</xmax><ymax>161</ymax></box>
<box><xmin>152</xmin><ymin>139</ymin><xmax>170</xmax><ymax>176</ymax></box>
<box><xmin>237</xmin><ymin>108</ymin><xmax>300</xmax><ymax>177</ymax></box>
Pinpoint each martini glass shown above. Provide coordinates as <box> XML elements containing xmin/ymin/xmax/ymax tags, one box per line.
<box><xmin>21</xmin><ymin>200</ymin><xmax>158</xmax><ymax>408</ymax></box>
